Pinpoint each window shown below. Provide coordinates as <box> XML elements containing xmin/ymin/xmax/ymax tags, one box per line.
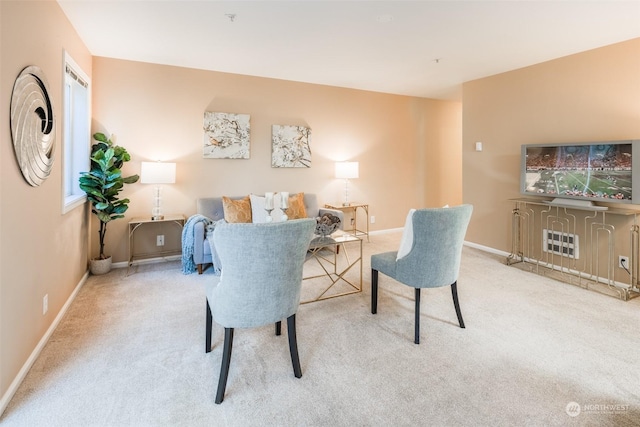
<box><xmin>62</xmin><ymin>52</ymin><xmax>91</xmax><ymax>213</ymax></box>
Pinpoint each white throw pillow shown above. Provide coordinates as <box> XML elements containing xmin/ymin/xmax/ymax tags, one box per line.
<box><xmin>250</xmin><ymin>193</ymin><xmax>285</xmax><ymax>223</ymax></box>
<box><xmin>396</xmin><ymin>209</ymin><xmax>416</xmax><ymax>261</ymax></box>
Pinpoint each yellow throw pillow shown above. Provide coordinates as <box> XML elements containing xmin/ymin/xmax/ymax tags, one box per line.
<box><xmin>222</xmin><ymin>196</ymin><xmax>252</xmax><ymax>223</ymax></box>
<box><xmin>287</xmin><ymin>193</ymin><xmax>307</xmax><ymax>219</ymax></box>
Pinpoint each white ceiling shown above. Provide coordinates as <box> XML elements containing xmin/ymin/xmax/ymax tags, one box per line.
<box><xmin>57</xmin><ymin>1</ymin><xmax>640</xmax><ymax>101</ymax></box>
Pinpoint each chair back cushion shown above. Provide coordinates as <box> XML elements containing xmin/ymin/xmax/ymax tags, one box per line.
<box><xmin>396</xmin><ymin>209</ymin><xmax>417</xmax><ymax>260</ymax></box>
<box><xmin>207</xmin><ymin>218</ymin><xmax>315</xmax><ymax>328</ymax></box>
<box><xmin>397</xmin><ymin>204</ymin><xmax>473</xmax><ymax>288</ymax></box>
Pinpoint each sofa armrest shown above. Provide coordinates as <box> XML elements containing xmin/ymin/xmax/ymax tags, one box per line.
<box><xmin>319</xmin><ymin>208</ymin><xmax>345</xmax><ymax>230</ymax></box>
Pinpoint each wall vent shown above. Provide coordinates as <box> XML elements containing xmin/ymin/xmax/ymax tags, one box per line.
<box><xmin>543</xmin><ymin>229</ymin><xmax>579</xmax><ymax>259</ymax></box>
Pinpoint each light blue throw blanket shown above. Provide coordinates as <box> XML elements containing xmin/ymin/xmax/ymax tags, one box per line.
<box><xmin>181</xmin><ymin>214</ymin><xmax>212</xmax><ymax>274</ymax></box>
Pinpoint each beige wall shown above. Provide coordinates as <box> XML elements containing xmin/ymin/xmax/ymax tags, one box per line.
<box><xmin>1</xmin><ymin>1</ymin><xmax>91</xmax><ymax>407</ymax></box>
<box><xmin>463</xmin><ymin>38</ymin><xmax>640</xmax><ymax>253</ymax></box>
<box><xmin>91</xmin><ymin>57</ymin><xmax>462</xmax><ymax>263</ymax></box>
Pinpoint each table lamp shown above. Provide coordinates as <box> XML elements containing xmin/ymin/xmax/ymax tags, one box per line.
<box><xmin>141</xmin><ymin>161</ymin><xmax>176</xmax><ymax>220</ymax></box>
<box><xmin>335</xmin><ymin>161</ymin><xmax>359</xmax><ymax>206</ymax></box>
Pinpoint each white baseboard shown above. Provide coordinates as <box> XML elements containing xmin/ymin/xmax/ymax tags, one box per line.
<box><xmin>369</xmin><ymin>229</ymin><xmax>509</xmax><ymax>259</ymax></box>
<box><xmin>0</xmin><ymin>270</ymin><xmax>89</xmax><ymax>417</ymax></box>
<box><xmin>464</xmin><ymin>240</ymin><xmax>510</xmax><ymax>257</ymax></box>
<box><xmin>112</xmin><ymin>254</ymin><xmax>182</xmax><ymax>269</ymax></box>
<box><xmin>369</xmin><ymin>227</ymin><xmax>403</xmax><ymax>235</ymax></box>
<box><xmin>370</xmin><ymin>228</ymin><xmax>509</xmax><ymax>258</ymax></box>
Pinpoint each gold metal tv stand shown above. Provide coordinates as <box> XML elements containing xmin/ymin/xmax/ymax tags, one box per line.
<box><xmin>507</xmin><ymin>198</ymin><xmax>640</xmax><ymax>300</ymax></box>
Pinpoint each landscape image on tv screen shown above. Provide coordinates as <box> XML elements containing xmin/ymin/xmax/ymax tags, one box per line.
<box><xmin>524</xmin><ymin>143</ymin><xmax>632</xmax><ymax>200</ymax></box>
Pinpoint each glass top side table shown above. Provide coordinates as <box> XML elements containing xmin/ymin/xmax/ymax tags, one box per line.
<box><xmin>324</xmin><ymin>202</ymin><xmax>370</xmax><ymax>242</ymax></box>
<box><xmin>302</xmin><ymin>231</ymin><xmax>362</xmax><ymax>303</ymax></box>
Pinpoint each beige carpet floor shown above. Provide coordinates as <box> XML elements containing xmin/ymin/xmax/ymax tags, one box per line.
<box><xmin>1</xmin><ymin>231</ymin><xmax>639</xmax><ymax>426</ymax></box>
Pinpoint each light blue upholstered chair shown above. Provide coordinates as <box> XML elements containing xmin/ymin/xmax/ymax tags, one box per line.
<box><xmin>371</xmin><ymin>205</ymin><xmax>473</xmax><ymax>344</ymax></box>
<box><xmin>205</xmin><ymin>218</ymin><xmax>315</xmax><ymax>404</ymax></box>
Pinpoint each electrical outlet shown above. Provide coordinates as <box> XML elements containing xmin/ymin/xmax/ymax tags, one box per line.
<box><xmin>157</xmin><ymin>235</ymin><xmax>165</xmax><ymax>246</ymax></box>
<box><xmin>43</xmin><ymin>294</ymin><xmax>48</xmax><ymax>315</ymax></box>
<box><xmin>618</xmin><ymin>256</ymin><xmax>629</xmax><ymax>269</ymax></box>
<box><xmin>371</xmin><ymin>216</ymin><xmax>376</xmax><ymax>224</ymax></box>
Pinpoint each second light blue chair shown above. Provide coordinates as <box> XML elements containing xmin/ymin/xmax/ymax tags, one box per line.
<box><xmin>371</xmin><ymin>205</ymin><xmax>473</xmax><ymax>344</ymax></box>
<box><xmin>204</xmin><ymin>218</ymin><xmax>315</xmax><ymax>404</ymax></box>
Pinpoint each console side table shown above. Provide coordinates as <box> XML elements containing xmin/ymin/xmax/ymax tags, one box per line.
<box><xmin>128</xmin><ymin>214</ymin><xmax>185</xmax><ymax>271</ymax></box>
<box><xmin>324</xmin><ymin>202</ymin><xmax>370</xmax><ymax>242</ymax></box>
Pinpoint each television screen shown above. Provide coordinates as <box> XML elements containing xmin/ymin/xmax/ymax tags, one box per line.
<box><xmin>521</xmin><ymin>141</ymin><xmax>640</xmax><ymax>205</ymax></box>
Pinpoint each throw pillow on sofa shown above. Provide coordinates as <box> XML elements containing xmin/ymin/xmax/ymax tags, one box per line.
<box><xmin>287</xmin><ymin>192</ymin><xmax>307</xmax><ymax>219</ymax></box>
<box><xmin>222</xmin><ymin>196</ymin><xmax>252</xmax><ymax>223</ymax></box>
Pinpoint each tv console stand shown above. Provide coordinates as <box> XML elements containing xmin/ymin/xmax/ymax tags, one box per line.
<box><xmin>508</xmin><ymin>198</ymin><xmax>640</xmax><ymax>300</ymax></box>
<box><xmin>545</xmin><ymin>198</ymin><xmax>609</xmax><ymax>211</ymax></box>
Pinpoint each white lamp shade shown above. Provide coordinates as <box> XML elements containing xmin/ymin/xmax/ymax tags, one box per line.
<box><xmin>141</xmin><ymin>162</ymin><xmax>176</xmax><ymax>184</ymax></box>
<box><xmin>335</xmin><ymin>161</ymin><xmax>359</xmax><ymax>179</ymax></box>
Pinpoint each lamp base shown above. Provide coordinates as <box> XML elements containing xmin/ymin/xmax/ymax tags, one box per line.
<box><xmin>151</xmin><ymin>186</ymin><xmax>165</xmax><ymax>221</ymax></box>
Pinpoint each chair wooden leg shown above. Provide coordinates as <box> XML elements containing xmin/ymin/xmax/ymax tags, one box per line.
<box><xmin>215</xmin><ymin>328</ymin><xmax>234</xmax><ymax>404</ymax></box>
<box><xmin>287</xmin><ymin>314</ymin><xmax>302</xmax><ymax>378</ymax></box>
<box><xmin>371</xmin><ymin>269</ymin><xmax>379</xmax><ymax>314</ymax></box>
<box><xmin>206</xmin><ymin>300</ymin><xmax>213</xmax><ymax>353</ymax></box>
<box><xmin>197</xmin><ymin>264</ymin><xmax>203</xmax><ymax>274</ymax></box>
<box><xmin>451</xmin><ymin>281</ymin><xmax>465</xmax><ymax>329</ymax></box>
<box><xmin>275</xmin><ymin>321</ymin><xmax>282</xmax><ymax>336</ymax></box>
<box><xmin>414</xmin><ymin>288</ymin><xmax>421</xmax><ymax>344</ymax></box>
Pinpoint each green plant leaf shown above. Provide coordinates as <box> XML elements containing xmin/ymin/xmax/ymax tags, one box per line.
<box><xmin>79</xmin><ymin>175</ymin><xmax>101</xmax><ymax>185</ymax></box>
<box><xmin>79</xmin><ymin>186</ymin><xmax>104</xmax><ymax>199</ymax></box>
<box><xmin>112</xmin><ymin>205</ymin><xmax>128</xmax><ymax>214</ymax></box>
<box><xmin>103</xmin><ymin>148</ymin><xmax>115</xmax><ymax>163</ymax></box>
<box><xmin>96</xmin><ymin>211</ymin><xmax>113</xmax><ymax>223</ymax></box>
<box><xmin>123</xmin><ymin>174</ymin><xmax>139</xmax><ymax>184</ymax></box>
<box><xmin>107</xmin><ymin>171</ymin><xmax>122</xmax><ymax>181</ymax></box>
<box><xmin>93</xmin><ymin>132</ymin><xmax>109</xmax><ymax>143</ymax></box>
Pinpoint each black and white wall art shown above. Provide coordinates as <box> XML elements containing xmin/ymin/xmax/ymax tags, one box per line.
<box><xmin>271</xmin><ymin>125</ymin><xmax>311</xmax><ymax>168</ymax></box>
<box><xmin>203</xmin><ymin>111</ymin><xmax>250</xmax><ymax>159</ymax></box>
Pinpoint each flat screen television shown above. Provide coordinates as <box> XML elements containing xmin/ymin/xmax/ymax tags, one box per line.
<box><xmin>521</xmin><ymin>140</ymin><xmax>640</xmax><ymax>207</ymax></box>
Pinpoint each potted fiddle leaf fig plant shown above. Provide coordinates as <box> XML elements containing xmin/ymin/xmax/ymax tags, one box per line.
<box><xmin>80</xmin><ymin>132</ymin><xmax>139</xmax><ymax>274</ymax></box>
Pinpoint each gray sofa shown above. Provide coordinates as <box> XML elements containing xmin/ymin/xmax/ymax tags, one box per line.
<box><xmin>191</xmin><ymin>193</ymin><xmax>343</xmax><ymax>274</ymax></box>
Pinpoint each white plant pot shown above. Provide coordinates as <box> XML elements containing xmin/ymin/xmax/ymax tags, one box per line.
<box><xmin>90</xmin><ymin>256</ymin><xmax>112</xmax><ymax>275</ymax></box>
